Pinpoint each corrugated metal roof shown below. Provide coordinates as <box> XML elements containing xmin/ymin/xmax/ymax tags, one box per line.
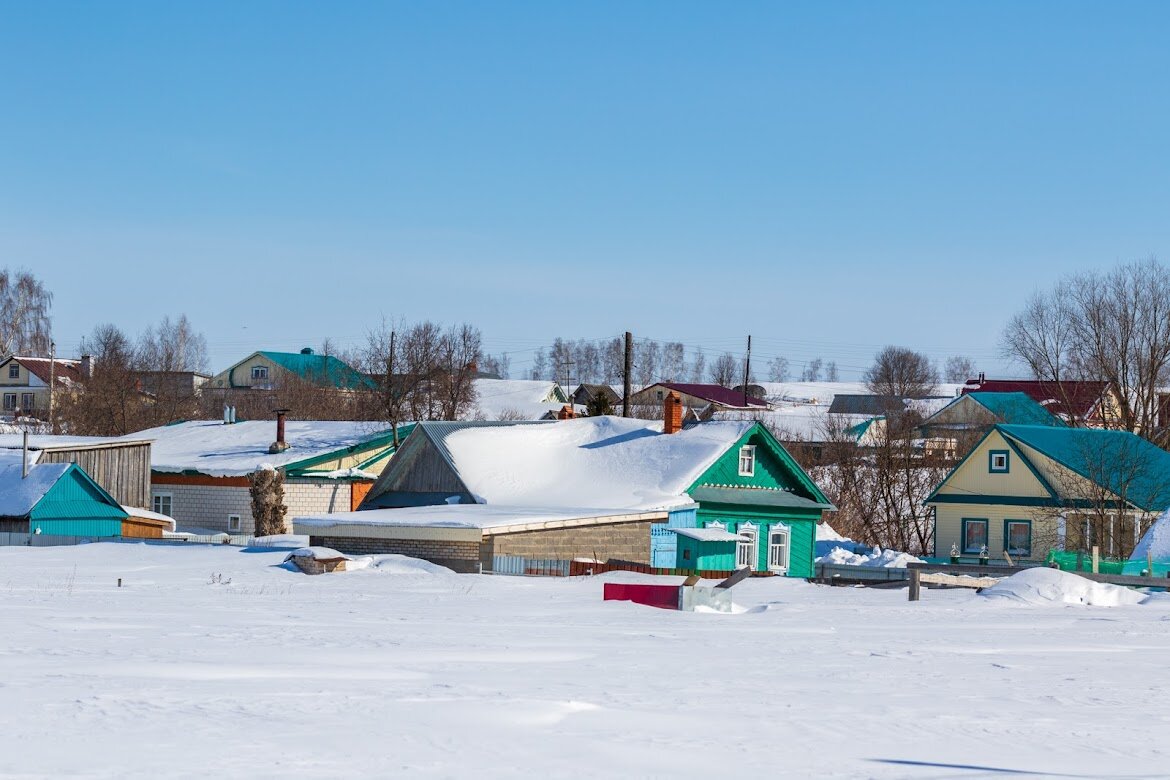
<box><xmin>690</xmin><ymin>485</ymin><xmax>834</xmax><ymax>511</ymax></box>
<box><xmin>967</xmin><ymin>392</ymin><xmax>1066</xmax><ymax>427</ymax></box>
<box><xmin>258</xmin><ymin>351</ymin><xmax>374</xmax><ymax>390</ymax></box>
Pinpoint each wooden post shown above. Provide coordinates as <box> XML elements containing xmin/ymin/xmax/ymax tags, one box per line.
<box><xmin>1148</xmin><ymin>551</ymin><xmax>1155</xmax><ymax>578</ymax></box>
<box><xmin>622</xmin><ymin>331</ymin><xmax>633</xmax><ymax>418</ymax></box>
<box><xmin>1076</xmin><ymin>549</ymin><xmax>1084</xmax><ymax>572</ymax></box>
<box><xmin>117</xmin><ymin>578</ymin><xmax>122</xmax><ymax>588</ymax></box>
<box><xmin>1092</xmin><ymin>545</ymin><xmax>1100</xmax><ymax>574</ymax></box>
<box><xmin>1002</xmin><ymin>551</ymin><xmax>1014</xmax><ymax>567</ymax></box>
<box><xmin>908</xmin><ymin>568</ymin><xmax>921</xmax><ymax>602</ymax></box>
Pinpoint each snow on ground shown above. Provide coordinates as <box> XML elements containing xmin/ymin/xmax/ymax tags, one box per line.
<box><xmin>979</xmin><ymin>567</ymin><xmax>1147</xmax><ymax>607</ymax></box>
<box><xmin>1131</xmin><ymin>507</ymin><xmax>1170</xmax><ymax>562</ymax></box>
<box><xmin>815</xmin><ymin>522</ymin><xmax>922</xmax><ymax>567</ymax></box>
<box><xmin>1</xmin><ymin>543</ymin><xmax>1169</xmax><ymax>778</ymax></box>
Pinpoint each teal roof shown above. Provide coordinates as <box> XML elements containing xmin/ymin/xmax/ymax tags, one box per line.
<box><xmin>968</xmin><ymin>392</ymin><xmax>1065</xmax><ymax>427</ymax></box>
<box><xmin>999</xmin><ymin>424</ymin><xmax>1170</xmax><ymax>512</ymax></box>
<box><xmin>258</xmin><ymin>351</ymin><xmax>374</xmax><ymax>390</ymax></box>
<box><xmin>690</xmin><ymin>485</ymin><xmax>835</xmax><ymax>511</ymax></box>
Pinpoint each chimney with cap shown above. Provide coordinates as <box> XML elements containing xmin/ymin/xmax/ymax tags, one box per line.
<box><xmin>556</xmin><ymin>404</ymin><xmax>574</xmax><ymax>420</ymax></box>
<box><xmin>269</xmin><ymin>409</ymin><xmax>291</xmax><ymax>454</ymax></box>
<box><xmin>664</xmin><ymin>391</ymin><xmax>683</xmax><ymax>434</ymax></box>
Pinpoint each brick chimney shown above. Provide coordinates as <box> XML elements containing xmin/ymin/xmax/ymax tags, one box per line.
<box><xmin>664</xmin><ymin>391</ymin><xmax>683</xmax><ymax>434</ymax></box>
<box><xmin>557</xmin><ymin>404</ymin><xmax>574</xmax><ymax>420</ymax></box>
<box><xmin>269</xmin><ymin>409</ymin><xmax>291</xmax><ymax>454</ymax></box>
<box><xmin>80</xmin><ymin>355</ymin><xmax>93</xmax><ymax>380</ymax></box>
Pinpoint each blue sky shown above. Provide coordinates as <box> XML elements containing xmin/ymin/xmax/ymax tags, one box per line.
<box><xmin>2</xmin><ymin>2</ymin><xmax>1168</xmax><ymax>380</ymax></box>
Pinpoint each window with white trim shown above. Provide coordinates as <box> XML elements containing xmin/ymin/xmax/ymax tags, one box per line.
<box><xmin>738</xmin><ymin>445</ymin><xmax>756</xmax><ymax>477</ymax></box>
<box><xmin>228</xmin><ymin>514</ymin><xmax>242</xmax><ymax>533</ymax></box>
<box><xmin>1005</xmin><ymin>520</ymin><xmax>1032</xmax><ymax>557</ymax></box>
<box><xmin>251</xmin><ymin>366</ymin><xmax>268</xmax><ymax>381</ymax></box>
<box><xmin>152</xmin><ymin>493</ymin><xmax>173</xmax><ymax>517</ymax></box>
<box><xmin>3</xmin><ymin>393</ymin><xmax>16</xmax><ymax>411</ymax></box>
<box><xmin>736</xmin><ymin>523</ymin><xmax>758</xmax><ymax>570</ymax></box>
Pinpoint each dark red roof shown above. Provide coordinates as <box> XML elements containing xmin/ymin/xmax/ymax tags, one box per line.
<box><xmin>961</xmin><ymin>379</ymin><xmax>1109</xmax><ymax>420</ymax></box>
<box><xmin>13</xmin><ymin>357</ymin><xmax>84</xmax><ymax>386</ymax></box>
<box><xmin>653</xmin><ymin>382</ymin><xmax>769</xmax><ymax>409</ymax></box>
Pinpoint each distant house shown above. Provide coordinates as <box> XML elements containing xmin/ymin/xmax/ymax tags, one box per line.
<box><xmin>919</xmin><ymin>392</ymin><xmax>1065</xmax><ymax>459</ymax></box>
<box><xmin>207</xmin><ymin>349</ymin><xmax>373</xmax><ymax>392</ymax></box>
<box><xmin>960</xmin><ymin>377</ymin><xmax>1114</xmax><ymax>426</ymax></box>
<box><xmin>126</xmin><ymin>417</ymin><xmax>405</xmax><ymax>534</ymax></box>
<box><xmin>0</xmin><ymin>461</ymin><xmax>128</xmax><ymax>537</ymax></box>
<box><xmin>0</xmin><ymin>434</ymin><xmax>152</xmax><ymax>508</ymax></box>
<box><xmin>297</xmin><ymin>394</ymin><xmax>833</xmax><ymax>576</ymax></box>
<box><xmin>570</xmin><ymin>383</ymin><xmax>621</xmax><ymax>411</ymax></box>
<box><xmin>927</xmin><ymin>424</ymin><xmax>1170</xmax><ymax>562</ymax></box>
<box><xmin>628</xmin><ymin>383</ymin><xmax>770</xmax><ymax>416</ymax></box>
<box><xmin>0</xmin><ymin>355</ymin><xmax>89</xmax><ymax>420</ymax></box>
<box><xmin>133</xmin><ymin>370</ymin><xmax>211</xmax><ymax>399</ymax></box>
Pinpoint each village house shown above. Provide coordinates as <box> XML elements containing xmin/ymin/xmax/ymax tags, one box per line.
<box><xmin>125</xmin><ymin>415</ymin><xmax>404</xmax><ymax>534</ymax></box>
<box><xmin>627</xmin><ymin>382</ymin><xmax>771</xmax><ymax>418</ymax></box>
<box><xmin>471</xmin><ymin>378</ymin><xmax>577</xmax><ymax>420</ymax></box>
<box><xmin>0</xmin><ymin>355</ymin><xmax>89</xmax><ymax>421</ymax></box>
<box><xmin>296</xmin><ymin>392</ymin><xmax>833</xmax><ymax>575</ymax></box>
<box><xmin>0</xmin><ymin>433</ymin><xmax>152</xmax><ymax>508</ymax></box>
<box><xmin>207</xmin><ymin>348</ymin><xmax>373</xmax><ymax>392</ymax></box>
<box><xmin>927</xmin><ymin>424</ymin><xmax>1170</xmax><ymax>563</ymax></box>
<box><xmin>960</xmin><ymin>376</ymin><xmax>1115</xmax><ymax>426</ymax></box>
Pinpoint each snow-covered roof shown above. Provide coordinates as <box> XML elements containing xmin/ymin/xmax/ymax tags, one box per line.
<box><xmin>0</xmin><ymin>462</ymin><xmax>70</xmax><ymax>516</ymax></box>
<box><xmin>671</xmin><ymin>527</ymin><xmax>746</xmax><ymax>542</ymax></box>
<box><xmin>121</xmin><ymin>505</ymin><xmax>177</xmax><ymax>530</ymax></box>
<box><xmin>296</xmin><ymin>504</ymin><xmax>669</xmax><ymax>532</ymax></box>
<box><xmin>123</xmin><ymin>420</ymin><xmax>395</xmax><ymax>477</ymax></box>
<box><xmin>755</xmin><ymin>381</ymin><xmax>963</xmax><ymax>406</ymax></box>
<box><xmin>0</xmin><ymin>434</ymin><xmax>142</xmax><ymax>451</ymax></box>
<box><xmin>707</xmin><ymin>406</ymin><xmax>872</xmax><ymax>443</ymax></box>
<box><xmin>439</xmin><ymin>416</ymin><xmax>755</xmax><ymax>512</ymax></box>
<box><xmin>472</xmin><ymin>378</ymin><xmax>576</xmax><ymax>420</ymax></box>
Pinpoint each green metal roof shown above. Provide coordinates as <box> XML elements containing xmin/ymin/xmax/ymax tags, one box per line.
<box><xmin>690</xmin><ymin>485</ymin><xmax>835</xmax><ymax>512</ymax></box>
<box><xmin>258</xmin><ymin>351</ymin><xmax>375</xmax><ymax>390</ymax></box>
<box><xmin>968</xmin><ymin>392</ymin><xmax>1065</xmax><ymax>427</ymax></box>
<box><xmin>999</xmin><ymin>424</ymin><xmax>1170</xmax><ymax>512</ymax></box>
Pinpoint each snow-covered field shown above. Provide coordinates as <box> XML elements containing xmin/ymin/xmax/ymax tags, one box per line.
<box><xmin>2</xmin><ymin>544</ymin><xmax>1168</xmax><ymax>778</ymax></box>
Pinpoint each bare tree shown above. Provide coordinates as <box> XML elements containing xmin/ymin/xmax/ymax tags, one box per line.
<box><xmin>57</xmin><ymin>324</ymin><xmax>140</xmax><ymax>435</ymax></box>
<box><xmin>0</xmin><ymin>270</ymin><xmax>53</xmax><ymax>356</ymax></box>
<box><xmin>944</xmin><ymin>355</ymin><xmax>975</xmax><ymax>384</ymax></box>
<box><xmin>480</xmin><ymin>352</ymin><xmax>510</xmax><ymax>379</ymax></box>
<box><xmin>825</xmin><ymin>361</ymin><xmax>840</xmax><ymax>382</ymax></box>
<box><xmin>689</xmin><ymin>347</ymin><xmax>706</xmax><ymax>383</ymax></box>
<box><xmin>768</xmin><ymin>356</ymin><xmax>789</xmax><ymax>383</ymax></box>
<box><xmin>434</xmin><ymin>323</ymin><xmax>482</xmax><ymax>421</ymax></box>
<box><xmin>1002</xmin><ymin>258</ymin><xmax>1170</xmax><ymax>438</ymax></box>
<box><xmin>530</xmin><ymin>348</ymin><xmax>548</xmax><ymax>381</ymax></box>
<box><xmin>661</xmin><ymin>342</ymin><xmax>686</xmax><ymax>381</ymax></box>
<box><xmin>635</xmin><ymin>340</ymin><xmax>660</xmax><ymax>386</ymax></box>
<box><xmin>864</xmin><ymin>346</ymin><xmax>939</xmax><ymax>397</ymax></box>
<box><xmin>601</xmin><ymin>338</ymin><xmax>624</xmax><ymax>384</ymax></box>
<box><xmin>709</xmin><ymin>352</ymin><xmax>738</xmax><ymax>386</ymax></box>
<box><xmin>802</xmin><ymin>358</ymin><xmax>823</xmax><ymax>382</ymax></box>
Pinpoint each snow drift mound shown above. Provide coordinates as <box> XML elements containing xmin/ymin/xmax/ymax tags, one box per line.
<box><xmin>373</xmin><ymin>554</ymin><xmax>456</xmax><ymax>575</ymax></box>
<box><xmin>819</xmin><ymin>546</ymin><xmax>922</xmax><ymax>568</ymax></box>
<box><xmin>979</xmin><ymin>567</ymin><xmax>1146</xmax><ymax>607</ymax></box>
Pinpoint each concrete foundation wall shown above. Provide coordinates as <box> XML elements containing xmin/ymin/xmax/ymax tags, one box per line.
<box><xmin>309</xmin><ymin>535</ymin><xmax>482</xmax><ymax>573</ymax></box>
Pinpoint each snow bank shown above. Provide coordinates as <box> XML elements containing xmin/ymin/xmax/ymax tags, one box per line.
<box><xmin>284</xmin><ymin>547</ymin><xmax>351</xmax><ymax>562</ymax></box>
<box><xmin>818</xmin><ymin>545</ymin><xmax>922</xmax><ymax>568</ymax></box>
<box><xmin>1131</xmin><ymin>508</ymin><xmax>1170</xmax><ymax>562</ymax></box>
<box><xmin>813</xmin><ymin>522</ymin><xmax>920</xmax><ymax>567</ymax></box>
<box><xmin>979</xmin><ymin>568</ymin><xmax>1146</xmax><ymax>607</ymax></box>
<box><xmin>372</xmin><ymin>554</ymin><xmax>456</xmax><ymax>575</ymax></box>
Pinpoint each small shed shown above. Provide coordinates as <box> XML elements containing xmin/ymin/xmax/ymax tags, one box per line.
<box><xmin>0</xmin><ymin>462</ymin><xmax>128</xmax><ymax>536</ymax></box>
<box><xmin>283</xmin><ymin>547</ymin><xmax>353</xmax><ymax>575</ymax></box>
<box><xmin>672</xmin><ymin>527</ymin><xmax>746</xmax><ymax>571</ymax></box>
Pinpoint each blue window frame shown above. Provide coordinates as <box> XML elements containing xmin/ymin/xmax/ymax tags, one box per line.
<box><xmin>962</xmin><ymin>518</ymin><xmax>989</xmax><ymax>554</ymax></box>
<box><xmin>988</xmin><ymin>449</ymin><xmax>1010</xmax><ymax>474</ymax></box>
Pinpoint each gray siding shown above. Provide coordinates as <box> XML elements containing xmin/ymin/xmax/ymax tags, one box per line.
<box><xmin>38</xmin><ymin>443</ymin><xmax>151</xmax><ymax>508</ymax></box>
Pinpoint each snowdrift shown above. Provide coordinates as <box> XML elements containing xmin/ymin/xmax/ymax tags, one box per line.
<box><xmin>979</xmin><ymin>568</ymin><xmax>1146</xmax><ymax>607</ymax></box>
<box><xmin>814</xmin><ymin>522</ymin><xmax>921</xmax><ymax>568</ymax></box>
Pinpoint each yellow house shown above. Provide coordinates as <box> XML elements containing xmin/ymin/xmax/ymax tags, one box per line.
<box><xmin>0</xmin><ymin>355</ymin><xmax>88</xmax><ymax>420</ymax></box>
<box><xmin>927</xmin><ymin>424</ymin><xmax>1170</xmax><ymax>562</ymax></box>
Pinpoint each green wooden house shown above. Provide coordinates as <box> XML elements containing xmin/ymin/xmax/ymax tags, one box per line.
<box><xmin>0</xmin><ymin>462</ymin><xmax>128</xmax><ymax>537</ymax></box>
<box><xmin>671</xmin><ymin>527</ymin><xmax>743</xmax><ymax>570</ymax></box>
<box><xmin>681</xmin><ymin>422</ymin><xmax>834</xmax><ymax>577</ymax></box>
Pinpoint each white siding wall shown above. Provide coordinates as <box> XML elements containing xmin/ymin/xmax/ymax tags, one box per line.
<box><xmin>285</xmin><ymin>479</ymin><xmax>352</xmax><ymax>517</ymax></box>
<box><xmin>153</xmin><ymin>478</ymin><xmax>354</xmax><ymax>535</ymax></box>
<box><xmin>154</xmin><ymin>484</ymin><xmax>253</xmax><ymax>534</ymax></box>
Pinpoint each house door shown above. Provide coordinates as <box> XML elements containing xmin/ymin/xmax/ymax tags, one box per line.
<box><xmin>736</xmin><ymin>523</ymin><xmax>757</xmax><ymax>570</ymax></box>
<box><xmin>768</xmin><ymin>526</ymin><xmax>791</xmax><ymax>574</ymax></box>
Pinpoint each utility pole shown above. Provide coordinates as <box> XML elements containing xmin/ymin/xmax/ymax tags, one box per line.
<box><xmin>48</xmin><ymin>340</ymin><xmax>56</xmax><ymax>434</ymax></box>
<box><xmin>388</xmin><ymin>330</ymin><xmax>398</xmax><ymax>448</ymax></box>
<box><xmin>557</xmin><ymin>360</ymin><xmax>575</xmax><ymax>411</ymax></box>
<box><xmin>743</xmin><ymin>335</ymin><xmax>752</xmax><ymax>407</ymax></box>
<box><xmin>623</xmin><ymin>331</ymin><xmax>633</xmax><ymax>418</ymax></box>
